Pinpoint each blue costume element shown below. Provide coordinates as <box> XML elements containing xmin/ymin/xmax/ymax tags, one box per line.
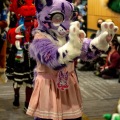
<box><xmin>18</xmin><ymin>17</ymin><xmax>26</xmax><ymax>31</ymax></box>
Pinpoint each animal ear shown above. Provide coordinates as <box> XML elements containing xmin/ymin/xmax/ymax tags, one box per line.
<box><xmin>66</xmin><ymin>0</ymin><xmax>73</xmax><ymax>3</ymax></box>
<box><xmin>46</xmin><ymin>0</ymin><xmax>53</xmax><ymax>6</ymax></box>
<box><xmin>35</xmin><ymin>0</ymin><xmax>53</xmax><ymax>13</ymax></box>
<box><xmin>35</xmin><ymin>0</ymin><xmax>46</xmax><ymax>13</ymax></box>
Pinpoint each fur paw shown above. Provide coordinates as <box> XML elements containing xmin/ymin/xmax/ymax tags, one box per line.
<box><xmin>90</xmin><ymin>22</ymin><xmax>119</xmax><ymax>52</ymax></box>
<box><xmin>69</xmin><ymin>21</ymin><xmax>86</xmax><ymax>48</ymax></box>
<box><xmin>101</xmin><ymin>21</ymin><xmax>118</xmax><ymax>42</ymax></box>
<box><xmin>58</xmin><ymin>21</ymin><xmax>86</xmax><ymax>64</ymax></box>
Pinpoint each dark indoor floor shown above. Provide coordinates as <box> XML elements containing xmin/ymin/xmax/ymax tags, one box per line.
<box><xmin>0</xmin><ymin>67</ymin><xmax>120</xmax><ymax>120</ymax></box>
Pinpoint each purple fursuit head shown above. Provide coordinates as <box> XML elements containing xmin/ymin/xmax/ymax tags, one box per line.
<box><xmin>35</xmin><ymin>0</ymin><xmax>74</xmax><ymax>37</ymax></box>
<box><xmin>29</xmin><ymin>0</ymin><xmax>80</xmax><ymax>70</ymax></box>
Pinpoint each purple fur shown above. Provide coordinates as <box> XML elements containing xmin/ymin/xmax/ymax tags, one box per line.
<box><xmin>80</xmin><ymin>38</ymin><xmax>102</xmax><ymax>62</ymax></box>
<box><xmin>35</xmin><ymin>0</ymin><xmax>44</xmax><ymax>13</ymax></box>
<box><xmin>29</xmin><ymin>39</ymin><xmax>66</xmax><ymax>70</ymax></box>
<box><xmin>36</xmin><ymin>0</ymin><xmax>74</xmax><ymax>32</ymax></box>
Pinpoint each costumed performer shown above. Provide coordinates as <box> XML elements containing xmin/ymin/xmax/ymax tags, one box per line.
<box><xmin>24</xmin><ymin>0</ymin><xmax>119</xmax><ymax>120</ymax></box>
<box><xmin>0</xmin><ymin>0</ymin><xmax>9</xmax><ymax>83</ymax></box>
<box><xmin>6</xmin><ymin>0</ymin><xmax>36</xmax><ymax>111</ymax></box>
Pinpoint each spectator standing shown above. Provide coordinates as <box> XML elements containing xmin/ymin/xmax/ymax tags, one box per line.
<box><xmin>0</xmin><ymin>0</ymin><xmax>9</xmax><ymax>83</ymax></box>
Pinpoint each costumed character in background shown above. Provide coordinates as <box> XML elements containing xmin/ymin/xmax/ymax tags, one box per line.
<box><xmin>96</xmin><ymin>18</ymin><xmax>105</xmax><ymax>37</ymax></box>
<box><xmin>101</xmin><ymin>0</ymin><xmax>120</xmax><ymax>14</ymax></box>
<box><xmin>107</xmin><ymin>0</ymin><xmax>120</xmax><ymax>13</ymax></box>
<box><xmin>103</xmin><ymin>113</ymin><xmax>120</xmax><ymax>120</ymax></box>
<box><xmin>0</xmin><ymin>0</ymin><xmax>9</xmax><ymax>83</ymax></box>
<box><xmin>19</xmin><ymin>0</ymin><xmax>118</xmax><ymax>120</ymax></box>
<box><xmin>6</xmin><ymin>0</ymin><xmax>36</xmax><ymax>111</ymax></box>
<box><xmin>103</xmin><ymin>99</ymin><xmax>120</xmax><ymax>120</ymax></box>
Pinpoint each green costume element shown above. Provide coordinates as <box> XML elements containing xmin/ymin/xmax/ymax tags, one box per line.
<box><xmin>107</xmin><ymin>0</ymin><xmax>120</xmax><ymax>13</ymax></box>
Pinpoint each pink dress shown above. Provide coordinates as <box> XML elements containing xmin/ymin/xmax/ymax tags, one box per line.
<box><xmin>26</xmin><ymin>62</ymin><xmax>83</xmax><ymax>120</ymax></box>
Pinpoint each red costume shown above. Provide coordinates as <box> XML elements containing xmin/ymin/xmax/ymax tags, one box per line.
<box><xmin>6</xmin><ymin>0</ymin><xmax>36</xmax><ymax>111</ymax></box>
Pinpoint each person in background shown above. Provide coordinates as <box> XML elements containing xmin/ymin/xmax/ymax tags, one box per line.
<box><xmin>73</xmin><ymin>0</ymin><xmax>84</xmax><ymax>67</ymax></box>
<box><xmin>96</xmin><ymin>18</ymin><xmax>105</xmax><ymax>37</ymax></box>
<box><xmin>77</xmin><ymin>0</ymin><xmax>87</xmax><ymax>33</ymax></box>
<box><xmin>90</xmin><ymin>19</ymin><xmax>113</xmax><ymax>39</ymax></box>
<box><xmin>92</xmin><ymin>18</ymin><xmax>113</xmax><ymax>72</ymax></box>
<box><xmin>6</xmin><ymin>0</ymin><xmax>36</xmax><ymax>112</ymax></box>
<box><xmin>78</xmin><ymin>18</ymin><xmax>105</xmax><ymax>71</ymax></box>
<box><xmin>0</xmin><ymin>0</ymin><xmax>9</xmax><ymax>83</ymax></box>
<box><xmin>95</xmin><ymin>35</ymin><xmax>120</xmax><ymax>79</ymax></box>
<box><xmin>73</xmin><ymin>0</ymin><xmax>84</xmax><ymax>28</ymax></box>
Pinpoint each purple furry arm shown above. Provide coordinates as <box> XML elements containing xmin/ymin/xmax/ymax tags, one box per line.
<box><xmin>79</xmin><ymin>38</ymin><xmax>102</xmax><ymax>62</ymax></box>
<box><xmin>29</xmin><ymin>39</ymin><xmax>66</xmax><ymax>70</ymax></box>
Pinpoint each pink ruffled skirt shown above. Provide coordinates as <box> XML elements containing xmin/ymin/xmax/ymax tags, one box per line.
<box><xmin>27</xmin><ymin>72</ymin><xmax>82</xmax><ymax>120</ymax></box>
